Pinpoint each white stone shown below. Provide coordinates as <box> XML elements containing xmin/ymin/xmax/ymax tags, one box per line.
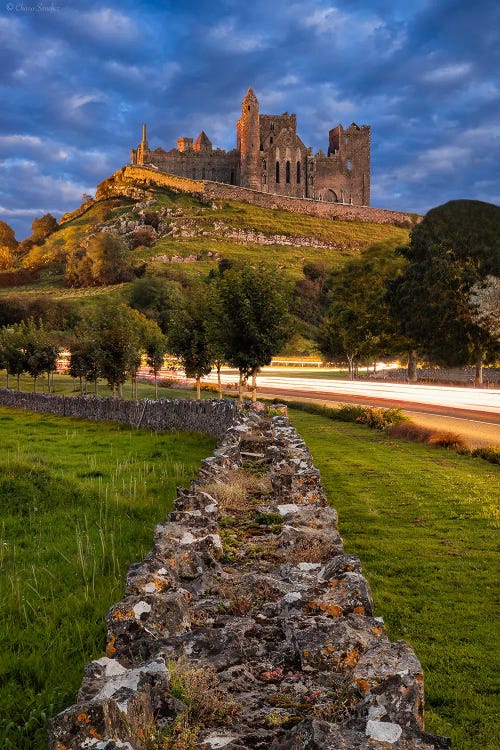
<box><xmin>95</xmin><ymin>657</ymin><xmax>126</xmax><ymax>677</ymax></box>
<box><xmin>283</xmin><ymin>592</ymin><xmax>302</xmax><ymax>603</ymax></box>
<box><xmin>366</xmin><ymin>720</ymin><xmax>402</xmax><ymax>743</ymax></box>
<box><xmin>133</xmin><ymin>601</ymin><xmax>152</xmax><ymax>619</ymax></box>
<box><xmin>277</xmin><ymin>503</ymin><xmax>300</xmax><ymax>516</ymax></box>
<box><xmin>203</xmin><ymin>735</ymin><xmax>237</xmax><ymax>748</ymax></box>
<box><xmin>179</xmin><ymin>531</ymin><xmax>196</xmax><ymax>545</ymax></box>
<box><xmin>367</xmin><ymin>705</ymin><xmax>387</xmax><ymax>720</ymax></box>
<box><xmin>298</xmin><ymin>562</ymin><xmax>321</xmax><ymax>572</ymax></box>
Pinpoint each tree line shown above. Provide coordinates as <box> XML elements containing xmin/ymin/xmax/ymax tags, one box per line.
<box><xmin>0</xmin><ymin>262</ymin><xmax>291</xmax><ymax>399</ymax></box>
<box><xmin>0</xmin><ymin>199</ymin><xmax>498</xmax><ymax>390</ymax></box>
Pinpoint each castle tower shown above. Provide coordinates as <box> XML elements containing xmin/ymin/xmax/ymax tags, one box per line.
<box><xmin>237</xmin><ymin>87</ymin><xmax>260</xmax><ymax>190</ymax></box>
<box><xmin>133</xmin><ymin>123</ymin><xmax>150</xmax><ymax>165</ymax></box>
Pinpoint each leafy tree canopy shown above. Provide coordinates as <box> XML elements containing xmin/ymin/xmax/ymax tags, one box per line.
<box><xmin>31</xmin><ymin>213</ymin><xmax>58</xmax><ymax>241</ymax></box>
<box><xmin>389</xmin><ymin>200</ymin><xmax>500</xmax><ymax>379</ymax></box>
<box><xmin>218</xmin><ymin>263</ymin><xmax>292</xmax><ymax>378</ymax></box>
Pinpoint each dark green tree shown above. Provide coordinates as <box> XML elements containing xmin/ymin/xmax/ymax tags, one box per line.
<box><xmin>388</xmin><ymin>200</ymin><xmax>500</xmax><ymax>385</ymax></box>
<box><xmin>144</xmin><ymin>322</ymin><xmax>168</xmax><ymax>398</ymax></box>
<box><xmin>0</xmin><ymin>323</ymin><xmax>28</xmax><ymax>389</ymax></box>
<box><xmin>218</xmin><ymin>263</ymin><xmax>291</xmax><ymax>400</ymax></box>
<box><xmin>318</xmin><ymin>248</ymin><xmax>407</xmax><ymax>379</ymax></box>
<box><xmin>22</xmin><ymin>320</ymin><xmax>60</xmax><ymax>393</ymax></box>
<box><xmin>169</xmin><ymin>285</ymin><xmax>214</xmax><ymax>400</ymax></box>
<box><xmin>129</xmin><ymin>276</ymin><xmax>182</xmax><ymax>334</ymax></box>
<box><xmin>87</xmin><ymin>302</ymin><xmax>142</xmax><ymax>398</ymax></box>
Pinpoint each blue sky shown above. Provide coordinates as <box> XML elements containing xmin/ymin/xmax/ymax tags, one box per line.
<box><xmin>1</xmin><ymin>0</ymin><xmax>499</xmax><ymax>238</ymax></box>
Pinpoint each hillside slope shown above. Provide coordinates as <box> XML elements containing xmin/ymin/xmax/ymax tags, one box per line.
<box><xmin>1</xmin><ymin>182</ymin><xmax>409</xmax><ymax>312</ymax></box>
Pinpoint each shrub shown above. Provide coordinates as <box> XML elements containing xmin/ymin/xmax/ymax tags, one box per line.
<box><xmin>469</xmin><ymin>446</ymin><xmax>500</xmax><ymax>465</ymax></box>
<box><xmin>355</xmin><ymin>407</ymin><xmax>408</xmax><ymax>430</ymax></box>
<box><xmin>428</xmin><ymin>431</ymin><xmax>467</xmax><ymax>450</ymax></box>
<box><xmin>387</xmin><ymin>422</ymin><xmax>434</xmax><ymax>443</ymax></box>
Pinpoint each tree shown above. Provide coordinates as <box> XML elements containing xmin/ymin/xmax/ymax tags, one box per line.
<box><xmin>31</xmin><ymin>213</ymin><xmax>58</xmax><ymax>242</ymax></box>
<box><xmin>22</xmin><ymin>320</ymin><xmax>60</xmax><ymax>393</ymax></box>
<box><xmin>317</xmin><ymin>250</ymin><xmax>405</xmax><ymax>379</ymax></box>
<box><xmin>89</xmin><ymin>302</ymin><xmax>144</xmax><ymax>398</ymax></box>
<box><xmin>69</xmin><ymin>336</ymin><xmax>102</xmax><ymax>394</ymax></box>
<box><xmin>388</xmin><ymin>200</ymin><xmax>500</xmax><ymax>385</ymax></box>
<box><xmin>0</xmin><ymin>220</ymin><xmax>19</xmax><ymax>271</ymax></box>
<box><xmin>144</xmin><ymin>323</ymin><xmax>168</xmax><ymax>398</ymax></box>
<box><xmin>0</xmin><ymin>221</ymin><xmax>18</xmax><ymax>250</ymax></box>
<box><xmin>469</xmin><ymin>275</ymin><xmax>500</xmax><ymax>343</ymax></box>
<box><xmin>218</xmin><ymin>263</ymin><xmax>291</xmax><ymax>400</ymax></box>
<box><xmin>169</xmin><ymin>285</ymin><xmax>214</xmax><ymax>400</ymax></box>
<box><xmin>0</xmin><ymin>323</ymin><xmax>28</xmax><ymax>389</ymax></box>
<box><xmin>86</xmin><ymin>232</ymin><xmax>133</xmax><ymax>286</ymax></box>
<box><xmin>65</xmin><ymin>233</ymin><xmax>133</xmax><ymax>287</ymax></box>
<box><xmin>129</xmin><ymin>276</ymin><xmax>182</xmax><ymax>334</ymax></box>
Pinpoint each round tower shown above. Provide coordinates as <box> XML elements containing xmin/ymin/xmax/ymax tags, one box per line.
<box><xmin>238</xmin><ymin>87</ymin><xmax>260</xmax><ymax>190</ymax></box>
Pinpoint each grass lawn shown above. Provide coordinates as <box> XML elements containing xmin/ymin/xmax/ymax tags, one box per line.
<box><xmin>0</xmin><ymin>407</ymin><xmax>215</xmax><ymax>749</ymax></box>
<box><xmin>289</xmin><ymin>409</ymin><xmax>499</xmax><ymax>750</ymax></box>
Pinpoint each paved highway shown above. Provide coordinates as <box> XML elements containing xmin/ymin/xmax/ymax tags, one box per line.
<box><xmin>202</xmin><ymin>372</ymin><xmax>500</xmax><ymax>447</ymax></box>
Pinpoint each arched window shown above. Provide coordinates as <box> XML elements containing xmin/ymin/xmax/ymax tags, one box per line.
<box><xmin>211</xmin><ymin>168</ymin><xmax>215</xmax><ymax>179</ymax></box>
<box><xmin>286</xmin><ymin>161</ymin><xmax>291</xmax><ymax>183</ymax></box>
<box><xmin>230</xmin><ymin>170</ymin><xmax>235</xmax><ymax>184</ymax></box>
<box><xmin>262</xmin><ymin>159</ymin><xmax>267</xmax><ymax>170</ymax></box>
<box><xmin>262</xmin><ymin>174</ymin><xmax>267</xmax><ymax>185</ymax></box>
<box><xmin>275</xmin><ymin>161</ymin><xmax>280</xmax><ymax>183</ymax></box>
<box><xmin>202</xmin><ymin>167</ymin><xmax>206</xmax><ymax>179</ymax></box>
<box><xmin>296</xmin><ymin>161</ymin><xmax>301</xmax><ymax>184</ymax></box>
<box><xmin>270</xmin><ymin>136</ymin><xmax>273</xmax><ymax>144</ymax></box>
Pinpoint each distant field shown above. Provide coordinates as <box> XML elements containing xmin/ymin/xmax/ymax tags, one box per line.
<box><xmin>0</xmin><ymin>408</ymin><xmax>214</xmax><ymax>749</ymax></box>
<box><xmin>291</xmin><ymin>409</ymin><xmax>499</xmax><ymax>750</ymax></box>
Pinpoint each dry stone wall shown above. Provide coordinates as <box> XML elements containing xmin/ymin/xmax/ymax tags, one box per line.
<box><xmin>19</xmin><ymin>396</ymin><xmax>450</xmax><ymax>750</ymax></box>
<box><xmin>0</xmin><ymin>391</ymin><xmax>236</xmax><ymax>440</ymax></box>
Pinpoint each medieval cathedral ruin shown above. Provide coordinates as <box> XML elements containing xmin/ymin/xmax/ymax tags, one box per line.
<box><xmin>131</xmin><ymin>87</ymin><xmax>370</xmax><ymax>206</ymax></box>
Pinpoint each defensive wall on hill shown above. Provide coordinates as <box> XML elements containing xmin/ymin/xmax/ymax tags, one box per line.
<box><xmin>0</xmin><ymin>391</ymin><xmax>448</xmax><ymax>749</ymax></box>
<box><xmin>94</xmin><ymin>165</ymin><xmax>419</xmax><ymax>228</ymax></box>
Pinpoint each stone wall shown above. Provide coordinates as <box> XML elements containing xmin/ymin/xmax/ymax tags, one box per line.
<box><xmin>95</xmin><ymin>166</ymin><xmax>419</xmax><ymax>228</ymax></box>
<box><xmin>0</xmin><ymin>390</ymin><xmax>236</xmax><ymax>441</ymax></box>
<box><xmin>38</xmin><ymin>399</ymin><xmax>449</xmax><ymax>750</ymax></box>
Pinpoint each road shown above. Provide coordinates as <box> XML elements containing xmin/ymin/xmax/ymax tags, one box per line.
<box><xmin>202</xmin><ymin>372</ymin><xmax>500</xmax><ymax>448</ymax></box>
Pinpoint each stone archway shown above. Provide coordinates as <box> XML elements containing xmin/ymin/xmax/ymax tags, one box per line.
<box><xmin>321</xmin><ymin>188</ymin><xmax>338</xmax><ymax>202</ymax></box>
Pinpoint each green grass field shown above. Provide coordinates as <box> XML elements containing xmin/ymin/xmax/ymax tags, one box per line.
<box><xmin>1</xmin><ymin>392</ymin><xmax>497</xmax><ymax>749</ymax></box>
<box><xmin>0</xmin><ymin>408</ymin><xmax>215</xmax><ymax>749</ymax></box>
<box><xmin>289</xmin><ymin>409</ymin><xmax>499</xmax><ymax>750</ymax></box>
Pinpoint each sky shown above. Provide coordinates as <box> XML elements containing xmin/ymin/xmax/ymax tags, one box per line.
<box><xmin>1</xmin><ymin>0</ymin><xmax>499</xmax><ymax>239</ymax></box>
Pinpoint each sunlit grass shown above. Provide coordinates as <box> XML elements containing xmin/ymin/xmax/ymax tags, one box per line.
<box><xmin>0</xmin><ymin>407</ymin><xmax>214</xmax><ymax>749</ymax></box>
<box><xmin>290</xmin><ymin>409</ymin><xmax>499</xmax><ymax>750</ymax></box>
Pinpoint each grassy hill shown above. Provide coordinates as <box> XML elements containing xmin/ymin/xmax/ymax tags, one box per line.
<box><xmin>0</xmin><ymin>185</ymin><xmax>409</xmax><ymax>318</ymax></box>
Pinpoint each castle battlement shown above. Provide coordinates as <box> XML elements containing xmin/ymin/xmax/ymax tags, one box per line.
<box><xmin>130</xmin><ymin>87</ymin><xmax>370</xmax><ymax>206</ymax></box>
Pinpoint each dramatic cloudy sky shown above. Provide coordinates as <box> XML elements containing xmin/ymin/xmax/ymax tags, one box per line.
<box><xmin>1</xmin><ymin>0</ymin><xmax>499</xmax><ymax>238</ymax></box>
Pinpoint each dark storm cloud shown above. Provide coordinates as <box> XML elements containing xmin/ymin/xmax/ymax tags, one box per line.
<box><xmin>0</xmin><ymin>0</ymin><xmax>498</xmax><ymax>238</ymax></box>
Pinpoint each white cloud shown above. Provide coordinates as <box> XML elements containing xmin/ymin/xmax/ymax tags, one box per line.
<box><xmin>208</xmin><ymin>18</ymin><xmax>268</xmax><ymax>52</ymax></box>
<box><xmin>304</xmin><ymin>7</ymin><xmax>348</xmax><ymax>32</ymax></box>
<box><xmin>67</xmin><ymin>7</ymin><xmax>138</xmax><ymax>44</ymax></box>
<box><xmin>0</xmin><ymin>135</ymin><xmax>42</xmax><ymax>147</ymax></box>
<box><xmin>423</xmin><ymin>63</ymin><xmax>472</xmax><ymax>83</ymax></box>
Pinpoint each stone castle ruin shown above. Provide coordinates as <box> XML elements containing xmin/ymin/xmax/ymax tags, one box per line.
<box><xmin>130</xmin><ymin>87</ymin><xmax>371</xmax><ymax>207</ymax></box>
